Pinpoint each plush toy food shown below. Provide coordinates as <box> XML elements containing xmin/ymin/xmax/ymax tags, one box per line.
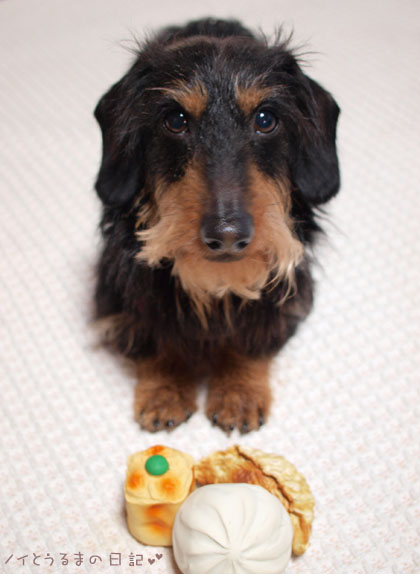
<box><xmin>194</xmin><ymin>444</ymin><xmax>315</xmax><ymax>555</ymax></box>
<box><xmin>124</xmin><ymin>445</ymin><xmax>195</xmax><ymax>546</ymax></box>
<box><xmin>172</xmin><ymin>483</ymin><xmax>293</xmax><ymax>574</ymax></box>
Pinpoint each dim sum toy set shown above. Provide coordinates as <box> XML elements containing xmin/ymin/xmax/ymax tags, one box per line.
<box><xmin>124</xmin><ymin>445</ymin><xmax>315</xmax><ymax>574</ymax></box>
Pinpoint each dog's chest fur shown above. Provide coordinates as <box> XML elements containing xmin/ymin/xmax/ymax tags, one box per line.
<box><xmin>95</xmin><ymin>208</ymin><xmax>314</xmax><ymax>363</ymax></box>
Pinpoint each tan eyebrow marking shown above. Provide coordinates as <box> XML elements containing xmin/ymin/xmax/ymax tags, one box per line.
<box><xmin>150</xmin><ymin>79</ymin><xmax>208</xmax><ymax>118</ymax></box>
<box><xmin>235</xmin><ymin>82</ymin><xmax>274</xmax><ymax>115</ymax></box>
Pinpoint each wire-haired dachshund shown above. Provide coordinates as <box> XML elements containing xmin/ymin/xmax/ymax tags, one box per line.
<box><xmin>93</xmin><ymin>18</ymin><xmax>340</xmax><ymax>434</ymax></box>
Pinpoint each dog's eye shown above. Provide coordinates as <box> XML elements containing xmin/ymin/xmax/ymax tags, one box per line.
<box><xmin>164</xmin><ymin>111</ymin><xmax>188</xmax><ymax>134</ymax></box>
<box><xmin>254</xmin><ymin>110</ymin><xmax>277</xmax><ymax>134</ymax></box>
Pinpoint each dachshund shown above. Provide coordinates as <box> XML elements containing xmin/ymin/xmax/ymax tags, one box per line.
<box><xmin>93</xmin><ymin>18</ymin><xmax>340</xmax><ymax>433</ymax></box>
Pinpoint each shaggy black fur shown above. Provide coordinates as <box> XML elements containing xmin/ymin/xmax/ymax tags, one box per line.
<box><xmin>93</xmin><ymin>18</ymin><xmax>340</xmax><ymax>431</ymax></box>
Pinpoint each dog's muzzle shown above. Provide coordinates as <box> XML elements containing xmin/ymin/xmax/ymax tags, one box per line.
<box><xmin>200</xmin><ymin>212</ymin><xmax>254</xmax><ymax>259</ymax></box>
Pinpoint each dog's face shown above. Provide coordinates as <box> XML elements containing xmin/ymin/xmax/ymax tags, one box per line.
<box><xmin>94</xmin><ymin>31</ymin><xmax>340</xmax><ymax>317</ymax></box>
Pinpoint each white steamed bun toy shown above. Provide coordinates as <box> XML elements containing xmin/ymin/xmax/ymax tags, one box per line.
<box><xmin>172</xmin><ymin>483</ymin><xmax>293</xmax><ymax>574</ymax></box>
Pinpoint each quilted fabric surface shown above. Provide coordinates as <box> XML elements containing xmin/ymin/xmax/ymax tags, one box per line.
<box><xmin>0</xmin><ymin>1</ymin><xmax>419</xmax><ymax>573</ymax></box>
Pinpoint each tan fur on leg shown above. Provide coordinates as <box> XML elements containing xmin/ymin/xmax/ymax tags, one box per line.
<box><xmin>135</xmin><ymin>356</ymin><xmax>197</xmax><ymax>432</ymax></box>
<box><xmin>206</xmin><ymin>350</ymin><xmax>273</xmax><ymax>433</ymax></box>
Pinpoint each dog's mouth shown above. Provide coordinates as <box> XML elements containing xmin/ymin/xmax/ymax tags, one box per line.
<box><xmin>135</xmin><ymin>167</ymin><xmax>304</xmax><ymax>322</ymax></box>
<box><xmin>204</xmin><ymin>252</ymin><xmax>244</xmax><ymax>263</ymax></box>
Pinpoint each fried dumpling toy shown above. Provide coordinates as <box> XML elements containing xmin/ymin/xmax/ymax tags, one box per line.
<box><xmin>194</xmin><ymin>444</ymin><xmax>315</xmax><ymax>555</ymax></box>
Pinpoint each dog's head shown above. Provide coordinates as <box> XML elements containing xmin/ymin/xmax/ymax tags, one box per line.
<box><xmin>94</xmin><ymin>19</ymin><xmax>340</xmax><ymax>317</ymax></box>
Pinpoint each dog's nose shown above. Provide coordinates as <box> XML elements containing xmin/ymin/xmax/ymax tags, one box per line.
<box><xmin>200</xmin><ymin>213</ymin><xmax>254</xmax><ymax>254</ymax></box>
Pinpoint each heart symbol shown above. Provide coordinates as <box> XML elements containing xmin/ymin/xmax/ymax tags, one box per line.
<box><xmin>156</xmin><ymin>554</ymin><xmax>163</xmax><ymax>560</ymax></box>
<box><xmin>148</xmin><ymin>558</ymin><xmax>155</xmax><ymax>564</ymax></box>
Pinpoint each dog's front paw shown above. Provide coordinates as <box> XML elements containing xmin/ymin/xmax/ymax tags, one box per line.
<box><xmin>135</xmin><ymin>385</ymin><xmax>197</xmax><ymax>432</ymax></box>
<box><xmin>205</xmin><ymin>353</ymin><xmax>272</xmax><ymax>434</ymax></box>
<box><xmin>135</xmin><ymin>357</ymin><xmax>198</xmax><ymax>432</ymax></box>
<box><xmin>206</xmin><ymin>385</ymin><xmax>270</xmax><ymax>434</ymax></box>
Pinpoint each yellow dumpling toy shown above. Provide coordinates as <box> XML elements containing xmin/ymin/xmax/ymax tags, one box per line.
<box><xmin>124</xmin><ymin>445</ymin><xmax>195</xmax><ymax>546</ymax></box>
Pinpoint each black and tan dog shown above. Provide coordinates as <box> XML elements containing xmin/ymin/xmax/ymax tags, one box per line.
<box><xmin>93</xmin><ymin>18</ymin><xmax>340</xmax><ymax>433</ymax></box>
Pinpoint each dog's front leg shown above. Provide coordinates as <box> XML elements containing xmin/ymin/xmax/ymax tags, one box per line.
<box><xmin>206</xmin><ymin>350</ymin><xmax>272</xmax><ymax>434</ymax></box>
<box><xmin>135</xmin><ymin>355</ymin><xmax>197</xmax><ymax>432</ymax></box>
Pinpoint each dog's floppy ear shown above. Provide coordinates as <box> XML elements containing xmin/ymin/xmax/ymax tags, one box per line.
<box><xmin>94</xmin><ymin>79</ymin><xmax>143</xmax><ymax>206</ymax></box>
<box><xmin>290</xmin><ymin>76</ymin><xmax>340</xmax><ymax>205</ymax></box>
